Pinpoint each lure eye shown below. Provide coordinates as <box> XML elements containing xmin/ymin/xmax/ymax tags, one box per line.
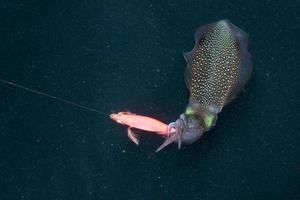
<box><xmin>118</xmin><ymin>112</ymin><xmax>123</xmax><ymax>116</ymax></box>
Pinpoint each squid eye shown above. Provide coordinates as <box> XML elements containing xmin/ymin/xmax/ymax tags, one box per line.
<box><xmin>118</xmin><ymin>112</ymin><xmax>122</xmax><ymax>116</ymax></box>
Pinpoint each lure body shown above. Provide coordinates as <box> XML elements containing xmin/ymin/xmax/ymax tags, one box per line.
<box><xmin>110</xmin><ymin>112</ymin><xmax>172</xmax><ymax>145</ymax></box>
<box><xmin>157</xmin><ymin>19</ymin><xmax>252</xmax><ymax>152</ymax></box>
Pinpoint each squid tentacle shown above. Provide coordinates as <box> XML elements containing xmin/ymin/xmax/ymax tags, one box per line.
<box><xmin>167</xmin><ymin>122</ymin><xmax>177</xmax><ymax>137</ymax></box>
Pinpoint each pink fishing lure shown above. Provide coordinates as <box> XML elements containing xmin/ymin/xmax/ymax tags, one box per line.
<box><xmin>110</xmin><ymin>112</ymin><xmax>173</xmax><ymax>145</ymax></box>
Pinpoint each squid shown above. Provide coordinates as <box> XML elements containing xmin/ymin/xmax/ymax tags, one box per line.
<box><xmin>157</xmin><ymin>19</ymin><xmax>253</xmax><ymax>152</ymax></box>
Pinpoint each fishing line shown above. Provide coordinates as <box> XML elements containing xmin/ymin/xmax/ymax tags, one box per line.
<box><xmin>0</xmin><ymin>78</ymin><xmax>108</xmax><ymax>117</ymax></box>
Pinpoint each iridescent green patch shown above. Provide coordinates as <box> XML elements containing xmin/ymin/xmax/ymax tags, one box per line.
<box><xmin>185</xmin><ymin>106</ymin><xmax>194</xmax><ymax>115</ymax></box>
<box><xmin>204</xmin><ymin>113</ymin><xmax>215</xmax><ymax>128</ymax></box>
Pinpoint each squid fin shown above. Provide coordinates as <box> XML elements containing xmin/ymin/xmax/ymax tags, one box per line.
<box><xmin>127</xmin><ymin>127</ymin><xmax>139</xmax><ymax>146</ymax></box>
<box><xmin>225</xmin><ymin>21</ymin><xmax>253</xmax><ymax>105</ymax></box>
<box><xmin>155</xmin><ymin>134</ymin><xmax>177</xmax><ymax>153</ymax></box>
<box><xmin>184</xmin><ymin>65</ymin><xmax>192</xmax><ymax>91</ymax></box>
<box><xmin>183</xmin><ymin>22</ymin><xmax>216</xmax><ymax>90</ymax></box>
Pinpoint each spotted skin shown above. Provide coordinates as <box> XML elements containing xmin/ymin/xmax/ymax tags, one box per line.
<box><xmin>156</xmin><ymin>20</ymin><xmax>252</xmax><ymax>152</ymax></box>
<box><xmin>185</xmin><ymin>20</ymin><xmax>251</xmax><ymax>113</ymax></box>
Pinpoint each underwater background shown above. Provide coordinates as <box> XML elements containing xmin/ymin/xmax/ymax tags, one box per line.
<box><xmin>0</xmin><ymin>0</ymin><xmax>299</xmax><ymax>199</ymax></box>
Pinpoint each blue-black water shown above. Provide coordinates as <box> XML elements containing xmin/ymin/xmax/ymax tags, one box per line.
<box><xmin>0</xmin><ymin>1</ymin><xmax>299</xmax><ymax>199</ymax></box>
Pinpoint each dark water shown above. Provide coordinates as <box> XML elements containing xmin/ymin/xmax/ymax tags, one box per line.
<box><xmin>0</xmin><ymin>1</ymin><xmax>299</xmax><ymax>199</ymax></box>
